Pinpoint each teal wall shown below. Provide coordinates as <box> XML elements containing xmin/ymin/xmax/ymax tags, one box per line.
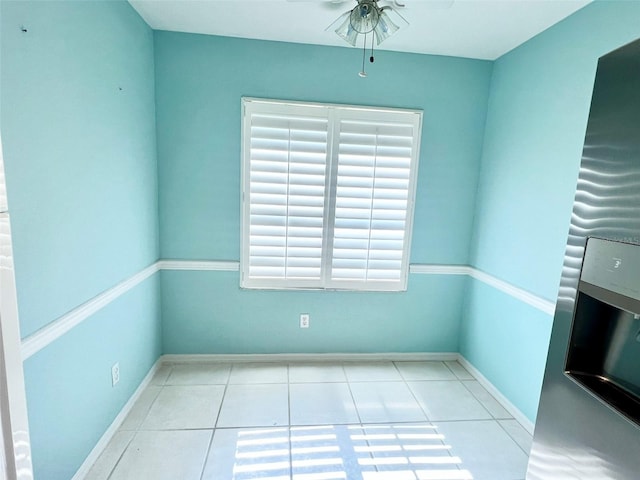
<box><xmin>1</xmin><ymin>1</ymin><xmax>161</xmax><ymax>478</ymax></box>
<box><xmin>460</xmin><ymin>281</ymin><xmax>553</xmax><ymax>421</ymax></box>
<box><xmin>2</xmin><ymin>0</ymin><xmax>159</xmax><ymax>337</ymax></box>
<box><xmin>23</xmin><ymin>277</ymin><xmax>160</xmax><ymax>480</ymax></box>
<box><xmin>462</xmin><ymin>0</ymin><xmax>640</xmax><ymax>422</ymax></box>
<box><xmin>154</xmin><ymin>31</ymin><xmax>492</xmax><ymax>354</ymax></box>
<box><xmin>155</xmin><ymin>32</ymin><xmax>492</xmax><ymax>265</ymax></box>
<box><xmin>162</xmin><ymin>271</ymin><xmax>465</xmax><ymax>354</ymax></box>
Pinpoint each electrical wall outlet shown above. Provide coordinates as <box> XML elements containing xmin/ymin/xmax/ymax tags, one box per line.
<box><xmin>111</xmin><ymin>362</ymin><xmax>120</xmax><ymax>387</ymax></box>
<box><xmin>300</xmin><ymin>313</ymin><xmax>310</xmax><ymax>329</ymax></box>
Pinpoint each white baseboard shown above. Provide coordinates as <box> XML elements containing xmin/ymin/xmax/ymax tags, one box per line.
<box><xmin>71</xmin><ymin>359</ymin><xmax>162</xmax><ymax>480</ymax></box>
<box><xmin>457</xmin><ymin>355</ymin><xmax>535</xmax><ymax>434</ymax></box>
<box><xmin>160</xmin><ymin>352</ymin><xmax>460</xmax><ymax>364</ymax></box>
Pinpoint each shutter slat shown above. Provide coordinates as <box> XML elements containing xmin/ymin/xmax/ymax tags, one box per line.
<box><xmin>249</xmin><ymin>236</ymin><xmax>286</xmax><ymax>247</ymax></box>
<box><xmin>335</xmin><ymin>207</ymin><xmax>373</xmax><ymax>220</ymax></box>
<box><xmin>333</xmin><ymin>238</ymin><xmax>369</xmax><ymax>249</ymax></box>
<box><xmin>250</xmin><ymin>184</ymin><xmax>286</xmax><ymax>196</ymax></box>
<box><xmin>250</xmin><ymin>246</ymin><xmax>286</xmax><ymax>257</ymax></box>
<box><xmin>251</xmin><ymin>204</ymin><xmax>288</xmax><ymax>216</ymax></box>
<box><xmin>250</xmin><ymin>225</ymin><xmax>287</xmax><ymax>236</ymax></box>
<box><xmin>249</xmin><ymin>266</ymin><xmax>286</xmax><ymax>277</ymax></box>
<box><xmin>250</xmin><ymin>258</ymin><xmax>286</xmax><ymax>268</ymax></box>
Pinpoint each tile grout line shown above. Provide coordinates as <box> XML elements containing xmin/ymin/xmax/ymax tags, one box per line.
<box><xmin>458</xmin><ymin>376</ymin><xmax>495</xmax><ymax>421</ymax></box>
<box><xmin>104</xmin><ymin>433</ymin><xmax>136</xmax><ymax>480</ymax></box>
<box><xmin>343</xmin><ymin>364</ymin><xmax>365</xmax><ymax>427</ymax></box>
<box><xmin>397</xmin><ymin>361</ymin><xmax>433</xmax><ymax>425</ymax></box>
<box><xmin>383</xmin><ymin>361</ymin><xmax>416</xmax><ymax>475</ymax></box>
<box><xmin>397</xmin><ymin>360</ymin><xmax>463</xmax><ymax>468</ymax></box>
<box><xmin>197</xmin><ymin>431</ymin><xmax>215</xmax><ymax>480</ymax></box>
<box><xmin>402</xmin><ymin>361</ymin><xmax>470</xmax><ymax>473</ymax></box>
<box><xmin>198</xmin><ymin>365</ymin><xmax>232</xmax><ymax>480</ymax></box>
<box><xmin>441</xmin><ymin>359</ymin><xmax>467</xmax><ymax>472</ymax></box>
<box><xmin>136</xmin><ymin>368</ymin><xmax>170</xmax><ymax>432</ymax></box>
<box><xmin>343</xmin><ymin>362</ymin><xmax>380</xmax><ymax>474</ymax></box>
<box><xmin>442</xmin><ymin>359</ymin><xmax>458</xmax><ymax>379</ymax></box>
<box><xmin>106</xmin><ymin>365</ymin><xmax>173</xmax><ymax>479</ymax></box>
<box><xmin>496</xmin><ymin>419</ymin><xmax>532</xmax><ymax>457</ymax></box>
<box><xmin>286</xmin><ymin>363</ymin><xmax>293</xmax><ymax>479</ymax></box>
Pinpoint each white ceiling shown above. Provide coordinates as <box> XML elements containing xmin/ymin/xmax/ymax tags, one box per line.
<box><xmin>128</xmin><ymin>0</ymin><xmax>591</xmax><ymax>60</ymax></box>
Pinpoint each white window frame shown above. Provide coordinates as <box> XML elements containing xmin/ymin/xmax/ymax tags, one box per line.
<box><xmin>241</xmin><ymin>97</ymin><xmax>422</xmax><ymax>292</ymax></box>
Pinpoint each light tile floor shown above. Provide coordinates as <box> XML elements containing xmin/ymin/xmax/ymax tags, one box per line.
<box><xmin>85</xmin><ymin>361</ymin><xmax>532</xmax><ymax>480</ymax></box>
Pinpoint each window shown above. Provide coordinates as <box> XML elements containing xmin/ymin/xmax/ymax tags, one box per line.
<box><xmin>241</xmin><ymin>98</ymin><xmax>422</xmax><ymax>292</ymax></box>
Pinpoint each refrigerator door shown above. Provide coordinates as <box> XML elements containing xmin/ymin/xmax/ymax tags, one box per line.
<box><xmin>527</xmin><ymin>38</ymin><xmax>640</xmax><ymax>479</ymax></box>
<box><xmin>564</xmin><ymin>238</ymin><xmax>640</xmax><ymax>428</ymax></box>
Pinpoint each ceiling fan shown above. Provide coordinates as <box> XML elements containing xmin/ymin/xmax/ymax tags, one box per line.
<box><xmin>327</xmin><ymin>0</ymin><xmax>409</xmax><ymax>76</ymax></box>
<box><xmin>288</xmin><ymin>0</ymin><xmax>453</xmax><ymax>76</ymax></box>
<box><xmin>288</xmin><ymin>0</ymin><xmax>410</xmax><ymax>46</ymax></box>
<box><xmin>330</xmin><ymin>0</ymin><xmax>407</xmax><ymax>46</ymax></box>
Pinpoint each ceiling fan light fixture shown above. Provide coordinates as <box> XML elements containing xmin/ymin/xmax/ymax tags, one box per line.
<box><xmin>329</xmin><ymin>0</ymin><xmax>409</xmax><ymax>76</ymax></box>
<box><xmin>349</xmin><ymin>0</ymin><xmax>379</xmax><ymax>34</ymax></box>
<box><xmin>373</xmin><ymin>9</ymin><xmax>399</xmax><ymax>45</ymax></box>
<box><xmin>335</xmin><ymin>13</ymin><xmax>359</xmax><ymax>46</ymax></box>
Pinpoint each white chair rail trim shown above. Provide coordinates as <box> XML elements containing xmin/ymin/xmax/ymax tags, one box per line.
<box><xmin>158</xmin><ymin>259</ymin><xmax>239</xmax><ymax>271</ymax></box>
<box><xmin>410</xmin><ymin>264</ymin><xmax>555</xmax><ymax>315</ymax></box>
<box><xmin>21</xmin><ymin>263</ymin><xmax>160</xmax><ymax>360</ymax></box>
<box><xmin>20</xmin><ymin>261</ymin><xmax>555</xmax><ymax>359</ymax></box>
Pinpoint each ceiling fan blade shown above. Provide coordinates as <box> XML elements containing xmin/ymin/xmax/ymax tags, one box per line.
<box><xmin>384</xmin><ymin>6</ymin><xmax>409</xmax><ymax>27</ymax></box>
<box><xmin>379</xmin><ymin>0</ymin><xmax>455</xmax><ymax>10</ymax></box>
<box><xmin>417</xmin><ymin>0</ymin><xmax>454</xmax><ymax>10</ymax></box>
<box><xmin>288</xmin><ymin>0</ymin><xmax>354</xmax><ymax>10</ymax></box>
<box><xmin>325</xmin><ymin>10</ymin><xmax>351</xmax><ymax>32</ymax></box>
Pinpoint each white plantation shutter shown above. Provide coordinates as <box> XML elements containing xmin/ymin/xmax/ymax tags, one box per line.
<box><xmin>328</xmin><ymin>115</ymin><xmax>416</xmax><ymax>290</ymax></box>
<box><xmin>241</xmin><ymin>98</ymin><xmax>421</xmax><ymax>291</ymax></box>
<box><xmin>243</xmin><ymin>103</ymin><xmax>329</xmax><ymax>288</ymax></box>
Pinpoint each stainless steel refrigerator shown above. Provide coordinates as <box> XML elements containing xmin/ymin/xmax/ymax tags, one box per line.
<box><xmin>527</xmin><ymin>39</ymin><xmax>640</xmax><ymax>478</ymax></box>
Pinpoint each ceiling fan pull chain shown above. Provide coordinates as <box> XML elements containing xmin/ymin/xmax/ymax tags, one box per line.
<box><xmin>370</xmin><ymin>30</ymin><xmax>375</xmax><ymax>63</ymax></box>
<box><xmin>359</xmin><ymin>32</ymin><xmax>368</xmax><ymax>77</ymax></box>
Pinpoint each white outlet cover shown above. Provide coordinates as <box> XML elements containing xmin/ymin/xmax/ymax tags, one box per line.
<box><xmin>300</xmin><ymin>314</ymin><xmax>310</xmax><ymax>328</ymax></box>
